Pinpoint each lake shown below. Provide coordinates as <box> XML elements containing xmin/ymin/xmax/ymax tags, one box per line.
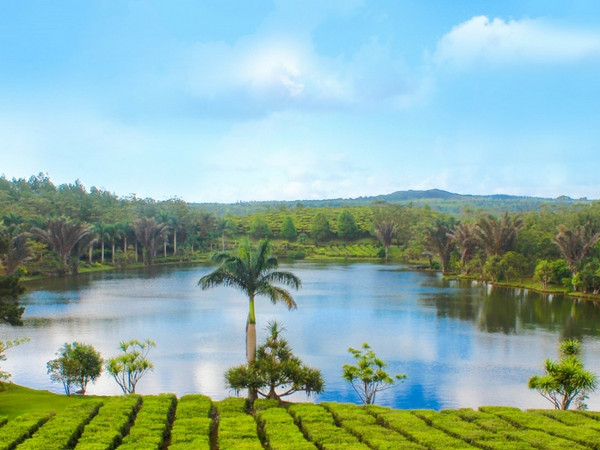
<box><xmin>2</xmin><ymin>261</ymin><xmax>600</xmax><ymax>410</ymax></box>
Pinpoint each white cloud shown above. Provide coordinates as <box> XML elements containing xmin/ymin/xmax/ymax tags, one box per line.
<box><xmin>432</xmin><ymin>16</ymin><xmax>600</xmax><ymax>69</ymax></box>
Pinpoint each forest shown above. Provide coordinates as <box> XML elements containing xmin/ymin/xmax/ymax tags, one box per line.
<box><xmin>2</xmin><ymin>173</ymin><xmax>600</xmax><ymax>312</ymax></box>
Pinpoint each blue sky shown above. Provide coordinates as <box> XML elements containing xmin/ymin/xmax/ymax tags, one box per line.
<box><xmin>2</xmin><ymin>1</ymin><xmax>600</xmax><ymax>202</ymax></box>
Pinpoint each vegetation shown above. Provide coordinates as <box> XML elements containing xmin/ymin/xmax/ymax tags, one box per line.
<box><xmin>0</xmin><ymin>274</ymin><xmax>25</xmax><ymax>326</ymax></box>
<box><xmin>2</xmin><ymin>383</ymin><xmax>600</xmax><ymax>449</ymax></box>
<box><xmin>225</xmin><ymin>321</ymin><xmax>324</xmax><ymax>401</ymax></box>
<box><xmin>2</xmin><ymin>174</ymin><xmax>600</xmax><ymax>301</ymax></box>
<box><xmin>47</xmin><ymin>342</ymin><xmax>103</xmax><ymax>395</ymax></box>
<box><xmin>342</xmin><ymin>342</ymin><xmax>407</xmax><ymax>405</ymax></box>
<box><xmin>528</xmin><ymin>339</ymin><xmax>598</xmax><ymax>410</ymax></box>
<box><xmin>0</xmin><ymin>338</ymin><xmax>29</xmax><ymax>382</ymax></box>
<box><xmin>198</xmin><ymin>240</ymin><xmax>301</xmax><ymax>383</ymax></box>
<box><xmin>106</xmin><ymin>339</ymin><xmax>156</xmax><ymax>394</ymax></box>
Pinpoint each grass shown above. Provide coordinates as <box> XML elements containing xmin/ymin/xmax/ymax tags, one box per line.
<box><xmin>0</xmin><ymin>383</ymin><xmax>96</xmax><ymax>420</ymax></box>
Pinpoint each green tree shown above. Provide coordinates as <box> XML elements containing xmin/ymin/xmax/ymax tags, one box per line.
<box><xmin>198</xmin><ymin>240</ymin><xmax>301</xmax><ymax>399</ymax></box>
<box><xmin>311</xmin><ymin>213</ymin><xmax>332</xmax><ymax>243</ymax></box>
<box><xmin>342</xmin><ymin>342</ymin><xmax>406</xmax><ymax>405</ymax></box>
<box><xmin>424</xmin><ymin>216</ymin><xmax>456</xmax><ymax>274</ymax></box>
<box><xmin>280</xmin><ymin>216</ymin><xmax>298</xmax><ymax>241</ymax></box>
<box><xmin>337</xmin><ymin>210</ymin><xmax>359</xmax><ymax>240</ymax></box>
<box><xmin>534</xmin><ymin>260</ymin><xmax>553</xmax><ymax>289</ymax></box>
<box><xmin>31</xmin><ymin>217</ymin><xmax>93</xmax><ymax>274</ymax></box>
<box><xmin>449</xmin><ymin>223</ymin><xmax>478</xmax><ymax>274</ymax></box>
<box><xmin>225</xmin><ymin>321</ymin><xmax>324</xmax><ymax>402</ymax></box>
<box><xmin>249</xmin><ymin>217</ymin><xmax>272</xmax><ymax>239</ymax></box>
<box><xmin>133</xmin><ymin>217</ymin><xmax>168</xmax><ymax>265</ymax></box>
<box><xmin>475</xmin><ymin>213</ymin><xmax>524</xmax><ymax>257</ymax></box>
<box><xmin>529</xmin><ymin>339</ymin><xmax>597</xmax><ymax>410</ymax></box>
<box><xmin>499</xmin><ymin>251</ymin><xmax>529</xmax><ymax>282</ymax></box>
<box><xmin>0</xmin><ymin>274</ymin><xmax>26</xmax><ymax>326</ymax></box>
<box><xmin>47</xmin><ymin>342</ymin><xmax>103</xmax><ymax>395</ymax></box>
<box><xmin>373</xmin><ymin>208</ymin><xmax>399</xmax><ymax>262</ymax></box>
<box><xmin>106</xmin><ymin>338</ymin><xmax>156</xmax><ymax>394</ymax></box>
<box><xmin>553</xmin><ymin>223</ymin><xmax>600</xmax><ymax>276</ymax></box>
<box><xmin>0</xmin><ymin>337</ymin><xmax>29</xmax><ymax>382</ymax></box>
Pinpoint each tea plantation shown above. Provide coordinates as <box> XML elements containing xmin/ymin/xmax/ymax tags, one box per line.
<box><xmin>2</xmin><ymin>391</ymin><xmax>600</xmax><ymax>449</ymax></box>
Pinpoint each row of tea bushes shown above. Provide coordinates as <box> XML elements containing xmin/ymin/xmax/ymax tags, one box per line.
<box><xmin>75</xmin><ymin>395</ymin><xmax>141</xmax><ymax>449</ymax></box>
<box><xmin>118</xmin><ymin>394</ymin><xmax>176</xmax><ymax>449</ymax></box>
<box><xmin>322</xmin><ymin>402</ymin><xmax>424</xmax><ymax>449</ymax></box>
<box><xmin>169</xmin><ymin>394</ymin><xmax>212</xmax><ymax>449</ymax></box>
<box><xmin>4</xmin><ymin>395</ymin><xmax>600</xmax><ymax>449</ymax></box>
<box><xmin>18</xmin><ymin>401</ymin><xmax>102</xmax><ymax>450</ymax></box>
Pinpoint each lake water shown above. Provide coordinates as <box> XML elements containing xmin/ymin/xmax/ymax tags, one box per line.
<box><xmin>2</xmin><ymin>261</ymin><xmax>600</xmax><ymax>410</ymax></box>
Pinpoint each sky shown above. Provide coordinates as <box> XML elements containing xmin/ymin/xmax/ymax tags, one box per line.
<box><xmin>1</xmin><ymin>0</ymin><xmax>600</xmax><ymax>203</ymax></box>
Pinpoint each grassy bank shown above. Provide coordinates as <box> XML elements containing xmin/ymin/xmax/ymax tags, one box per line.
<box><xmin>1</xmin><ymin>383</ymin><xmax>600</xmax><ymax>449</ymax></box>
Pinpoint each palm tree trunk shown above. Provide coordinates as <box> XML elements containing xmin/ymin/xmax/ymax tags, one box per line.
<box><xmin>247</xmin><ymin>295</ymin><xmax>257</xmax><ymax>401</ymax></box>
<box><xmin>163</xmin><ymin>239</ymin><xmax>167</xmax><ymax>258</ymax></box>
<box><xmin>222</xmin><ymin>233</ymin><xmax>225</xmax><ymax>251</ymax></box>
<box><xmin>101</xmin><ymin>241</ymin><xmax>105</xmax><ymax>264</ymax></box>
<box><xmin>112</xmin><ymin>244</ymin><xmax>116</xmax><ymax>263</ymax></box>
<box><xmin>88</xmin><ymin>246</ymin><xmax>93</xmax><ymax>263</ymax></box>
<box><xmin>174</xmin><ymin>230</ymin><xmax>177</xmax><ymax>255</ymax></box>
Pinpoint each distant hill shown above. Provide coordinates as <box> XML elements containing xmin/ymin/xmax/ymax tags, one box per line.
<box><xmin>190</xmin><ymin>189</ymin><xmax>592</xmax><ymax>216</ymax></box>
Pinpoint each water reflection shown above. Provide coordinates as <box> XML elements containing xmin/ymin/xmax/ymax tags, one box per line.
<box><xmin>1</xmin><ymin>262</ymin><xmax>600</xmax><ymax>410</ymax></box>
<box><xmin>423</xmin><ymin>279</ymin><xmax>600</xmax><ymax>339</ymax></box>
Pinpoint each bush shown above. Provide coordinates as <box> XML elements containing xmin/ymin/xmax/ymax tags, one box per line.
<box><xmin>0</xmin><ymin>412</ymin><xmax>52</xmax><ymax>449</ymax></box>
<box><xmin>118</xmin><ymin>394</ymin><xmax>176</xmax><ymax>449</ymax></box>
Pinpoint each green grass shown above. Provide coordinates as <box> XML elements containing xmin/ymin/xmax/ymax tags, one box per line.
<box><xmin>0</xmin><ymin>383</ymin><xmax>96</xmax><ymax>420</ymax></box>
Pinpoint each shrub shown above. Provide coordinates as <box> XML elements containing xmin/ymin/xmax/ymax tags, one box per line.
<box><xmin>118</xmin><ymin>394</ymin><xmax>176</xmax><ymax>449</ymax></box>
<box><xmin>0</xmin><ymin>412</ymin><xmax>52</xmax><ymax>449</ymax></box>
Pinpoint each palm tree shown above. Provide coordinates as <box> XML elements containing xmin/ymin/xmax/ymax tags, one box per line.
<box><xmin>553</xmin><ymin>223</ymin><xmax>600</xmax><ymax>275</ymax></box>
<box><xmin>198</xmin><ymin>240</ymin><xmax>301</xmax><ymax>377</ymax></box>
<box><xmin>31</xmin><ymin>217</ymin><xmax>93</xmax><ymax>274</ymax></box>
<box><xmin>133</xmin><ymin>218</ymin><xmax>169</xmax><ymax>265</ymax></box>
<box><xmin>475</xmin><ymin>213</ymin><xmax>524</xmax><ymax>257</ymax></box>
<box><xmin>1</xmin><ymin>233</ymin><xmax>33</xmax><ymax>274</ymax></box>
<box><xmin>424</xmin><ymin>216</ymin><xmax>456</xmax><ymax>274</ymax></box>
<box><xmin>449</xmin><ymin>222</ymin><xmax>478</xmax><ymax>273</ymax></box>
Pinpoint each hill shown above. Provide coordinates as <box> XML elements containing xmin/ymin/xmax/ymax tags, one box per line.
<box><xmin>191</xmin><ymin>189</ymin><xmax>591</xmax><ymax>216</ymax></box>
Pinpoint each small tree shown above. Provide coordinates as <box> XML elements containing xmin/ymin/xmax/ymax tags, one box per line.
<box><xmin>0</xmin><ymin>337</ymin><xmax>30</xmax><ymax>383</ymax></box>
<box><xmin>528</xmin><ymin>339</ymin><xmax>597</xmax><ymax>410</ymax></box>
<box><xmin>47</xmin><ymin>342</ymin><xmax>103</xmax><ymax>395</ymax></box>
<box><xmin>0</xmin><ymin>274</ymin><xmax>26</xmax><ymax>326</ymax></box>
<box><xmin>280</xmin><ymin>216</ymin><xmax>298</xmax><ymax>241</ymax></box>
<box><xmin>342</xmin><ymin>342</ymin><xmax>406</xmax><ymax>405</ymax></box>
<box><xmin>249</xmin><ymin>217</ymin><xmax>272</xmax><ymax>239</ymax></box>
<box><xmin>225</xmin><ymin>321</ymin><xmax>324</xmax><ymax>402</ymax></box>
<box><xmin>106</xmin><ymin>338</ymin><xmax>156</xmax><ymax>394</ymax></box>
<box><xmin>311</xmin><ymin>213</ymin><xmax>331</xmax><ymax>242</ymax></box>
<box><xmin>534</xmin><ymin>260</ymin><xmax>553</xmax><ymax>289</ymax></box>
<box><xmin>337</xmin><ymin>210</ymin><xmax>359</xmax><ymax>240</ymax></box>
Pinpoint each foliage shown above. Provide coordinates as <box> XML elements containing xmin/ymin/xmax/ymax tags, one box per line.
<box><xmin>372</xmin><ymin>206</ymin><xmax>399</xmax><ymax>262</ymax></box>
<box><xmin>118</xmin><ymin>394</ymin><xmax>176</xmax><ymax>449</ymax></box>
<box><xmin>224</xmin><ymin>321</ymin><xmax>324</xmax><ymax>401</ymax></box>
<box><xmin>311</xmin><ymin>212</ymin><xmax>332</xmax><ymax>242</ymax></box>
<box><xmin>0</xmin><ymin>274</ymin><xmax>26</xmax><ymax>326</ymax></box>
<box><xmin>528</xmin><ymin>339</ymin><xmax>598</xmax><ymax>410</ymax></box>
<box><xmin>423</xmin><ymin>216</ymin><xmax>456</xmax><ymax>274</ymax></box>
<box><xmin>198</xmin><ymin>239</ymin><xmax>301</xmax><ymax>376</ymax></box>
<box><xmin>337</xmin><ymin>210</ymin><xmax>359</xmax><ymax>240</ymax></box>
<box><xmin>279</xmin><ymin>216</ymin><xmax>298</xmax><ymax>241</ymax></box>
<box><xmin>47</xmin><ymin>342</ymin><xmax>103</xmax><ymax>395</ymax></box>
<box><xmin>0</xmin><ymin>337</ymin><xmax>30</xmax><ymax>381</ymax></box>
<box><xmin>249</xmin><ymin>217</ymin><xmax>273</xmax><ymax>239</ymax></box>
<box><xmin>342</xmin><ymin>342</ymin><xmax>406</xmax><ymax>404</ymax></box>
<box><xmin>553</xmin><ymin>223</ymin><xmax>600</xmax><ymax>275</ymax></box>
<box><xmin>106</xmin><ymin>339</ymin><xmax>156</xmax><ymax>394</ymax></box>
<box><xmin>534</xmin><ymin>259</ymin><xmax>553</xmax><ymax>289</ymax></box>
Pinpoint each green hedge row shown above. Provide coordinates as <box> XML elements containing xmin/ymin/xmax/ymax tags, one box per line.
<box><xmin>0</xmin><ymin>412</ymin><xmax>52</xmax><ymax>450</ymax></box>
<box><xmin>75</xmin><ymin>395</ymin><xmax>141</xmax><ymax>449</ymax></box>
<box><xmin>118</xmin><ymin>394</ymin><xmax>176</xmax><ymax>450</ymax></box>
<box><xmin>365</xmin><ymin>405</ymin><xmax>472</xmax><ymax>449</ymax></box>
<box><xmin>288</xmin><ymin>403</ymin><xmax>369</xmax><ymax>449</ymax></box>
<box><xmin>256</xmin><ymin>404</ymin><xmax>314</xmax><ymax>450</ymax></box>
<box><xmin>169</xmin><ymin>394</ymin><xmax>213</xmax><ymax>450</ymax></box>
<box><xmin>17</xmin><ymin>401</ymin><xmax>102</xmax><ymax>450</ymax></box>
<box><xmin>483</xmin><ymin>406</ymin><xmax>597</xmax><ymax>449</ymax></box>
<box><xmin>215</xmin><ymin>398</ymin><xmax>262</xmax><ymax>450</ymax></box>
<box><xmin>322</xmin><ymin>402</ymin><xmax>423</xmax><ymax>450</ymax></box>
<box><xmin>531</xmin><ymin>409</ymin><xmax>600</xmax><ymax>427</ymax></box>
<box><xmin>414</xmin><ymin>409</ymin><xmax>528</xmax><ymax>450</ymax></box>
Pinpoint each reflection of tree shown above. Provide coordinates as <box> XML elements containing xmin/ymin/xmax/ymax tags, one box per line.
<box><xmin>425</xmin><ymin>281</ymin><xmax>600</xmax><ymax>338</ymax></box>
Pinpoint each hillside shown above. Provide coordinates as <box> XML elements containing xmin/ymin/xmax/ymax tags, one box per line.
<box><xmin>191</xmin><ymin>189</ymin><xmax>591</xmax><ymax>216</ymax></box>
